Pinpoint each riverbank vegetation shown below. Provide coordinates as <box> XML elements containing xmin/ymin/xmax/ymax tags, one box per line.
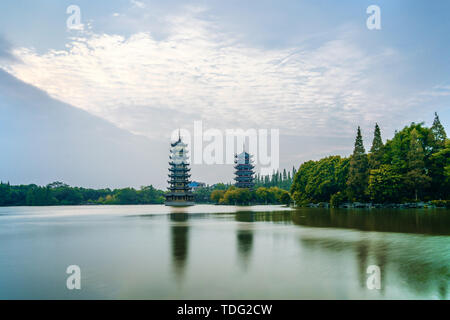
<box><xmin>0</xmin><ymin>182</ymin><xmax>165</xmax><ymax>206</ymax></box>
<box><xmin>209</xmin><ymin>186</ymin><xmax>291</xmax><ymax>205</ymax></box>
<box><xmin>291</xmin><ymin>113</ymin><xmax>449</xmax><ymax>207</ymax></box>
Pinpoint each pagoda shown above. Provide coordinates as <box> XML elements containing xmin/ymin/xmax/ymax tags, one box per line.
<box><xmin>234</xmin><ymin>149</ymin><xmax>255</xmax><ymax>189</ymax></box>
<box><xmin>165</xmin><ymin>133</ymin><xmax>194</xmax><ymax>206</ymax></box>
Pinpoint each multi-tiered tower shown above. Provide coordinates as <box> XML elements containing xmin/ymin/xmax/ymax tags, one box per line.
<box><xmin>165</xmin><ymin>134</ymin><xmax>194</xmax><ymax>206</ymax></box>
<box><xmin>234</xmin><ymin>150</ymin><xmax>255</xmax><ymax>189</ymax></box>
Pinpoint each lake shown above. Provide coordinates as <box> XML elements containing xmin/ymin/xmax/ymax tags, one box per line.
<box><xmin>0</xmin><ymin>205</ymin><xmax>449</xmax><ymax>299</ymax></box>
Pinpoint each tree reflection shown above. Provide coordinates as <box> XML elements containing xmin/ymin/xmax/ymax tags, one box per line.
<box><xmin>356</xmin><ymin>240</ymin><xmax>369</xmax><ymax>289</ymax></box>
<box><xmin>291</xmin><ymin>208</ymin><xmax>450</xmax><ymax>235</ymax></box>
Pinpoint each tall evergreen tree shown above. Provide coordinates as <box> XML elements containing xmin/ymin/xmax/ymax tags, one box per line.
<box><xmin>431</xmin><ymin>112</ymin><xmax>447</xmax><ymax>150</ymax></box>
<box><xmin>347</xmin><ymin>126</ymin><xmax>369</xmax><ymax>201</ymax></box>
<box><xmin>405</xmin><ymin>128</ymin><xmax>431</xmax><ymax>201</ymax></box>
<box><xmin>369</xmin><ymin>123</ymin><xmax>384</xmax><ymax>169</ymax></box>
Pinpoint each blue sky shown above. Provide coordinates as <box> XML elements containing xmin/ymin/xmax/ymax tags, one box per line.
<box><xmin>0</xmin><ymin>0</ymin><xmax>449</xmax><ymax>187</ymax></box>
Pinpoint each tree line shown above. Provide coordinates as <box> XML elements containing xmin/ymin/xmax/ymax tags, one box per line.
<box><xmin>0</xmin><ymin>182</ymin><xmax>165</xmax><ymax>206</ymax></box>
<box><xmin>290</xmin><ymin>113</ymin><xmax>449</xmax><ymax>206</ymax></box>
<box><xmin>210</xmin><ymin>186</ymin><xmax>290</xmax><ymax>205</ymax></box>
<box><xmin>254</xmin><ymin>168</ymin><xmax>296</xmax><ymax>190</ymax></box>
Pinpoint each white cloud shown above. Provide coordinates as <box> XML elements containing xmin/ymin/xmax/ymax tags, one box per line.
<box><xmin>130</xmin><ymin>0</ymin><xmax>146</xmax><ymax>9</ymax></box>
<box><xmin>0</xmin><ymin>9</ymin><xmax>435</xmax><ymax>142</ymax></box>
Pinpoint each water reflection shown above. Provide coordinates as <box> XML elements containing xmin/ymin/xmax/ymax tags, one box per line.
<box><xmin>356</xmin><ymin>240</ymin><xmax>369</xmax><ymax>290</ymax></box>
<box><xmin>235</xmin><ymin>212</ymin><xmax>255</xmax><ymax>270</ymax></box>
<box><xmin>0</xmin><ymin>205</ymin><xmax>449</xmax><ymax>299</ymax></box>
<box><xmin>169</xmin><ymin>213</ymin><xmax>190</xmax><ymax>281</ymax></box>
<box><xmin>291</xmin><ymin>208</ymin><xmax>450</xmax><ymax>235</ymax></box>
<box><xmin>234</xmin><ymin>208</ymin><xmax>449</xmax><ymax>299</ymax></box>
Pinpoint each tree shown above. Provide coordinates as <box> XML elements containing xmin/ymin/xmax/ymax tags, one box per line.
<box><xmin>235</xmin><ymin>188</ymin><xmax>252</xmax><ymax>205</ymax></box>
<box><xmin>429</xmin><ymin>139</ymin><xmax>450</xmax><ymax>199</ymax></box>
<box><xmin>115</xmin><ymin>188</ymin><xmax>138</xmax><ymax>204</ymax></box>
<box><xmin>26</xmin><ymin>186</ymin><xmax>56</xmax><ymax>206</ymax></box>
<box><xmin>405</xmin><ymin>128</ymin><xmax>431</xmax><ymax>201</ymax></box>
<box><xmin>255</xmin><ymin>187</ymin><xmax>270</xmax><ymax>204</ymax></box>
<box><xmin>369</xmin><ymin>123</ymin><xmax>384</xmax><ymax>169</ymax></box>
<box><xmin>210</xmin><ymin>190</ymin><xmax>225</xmax><ymax>203</ymax></box>
<box><xmin>347</xmin><ymin>126</ymin><xmax>369</xmax><ymax>201</ymax></box>
<box><xmin>431</xmin><ymin>112</ymin><xmax>447</xmax><ymax>150</ymax></box>
<box><xmin>279</xmin><ymin>190</ymin><xmax>291</xmax><ymax>205</ymax></box>
<box><xmin>368</xmin><ymin>165</ymin><xmax>403</xmax><ymax>203</ymax></box>
<box><xmin>290</xmin><ymin>156</ymin><xmax>349</xmax><ymax>205</ymax></box>
<box><xmin>0</xmin><ymin>182</ymin><xmax>11</xmax><ymax>206</ymax></box>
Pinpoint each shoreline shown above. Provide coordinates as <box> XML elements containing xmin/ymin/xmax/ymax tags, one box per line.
<box><xmin>1</xmin><ymin>202</ymin><xmax>449</xmax><ymax>209</ymax></box>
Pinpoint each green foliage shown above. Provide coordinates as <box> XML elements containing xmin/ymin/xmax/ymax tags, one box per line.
<box><xmin>347</xmin><ymin>126</ymin><xmax>369</xmax><ymax>201</ymax></box>
<box><xmin>431</xmin><ymin>112</ymin><xmax>447</xmax><ymax>149</ymax></box>
<box><xmin>430</xmin><ymin>200</ymin><xmax>450</xmax><ymax>208</ymax></box>
<box><xmin>279</xmin><ymin>190</ymin><xmax>291</xmax><ymax>205</ymax></box>
<box><xmin>405</xmin><ymin>128</ymin><xmax>432</xmax><ymax>200</ymax></box>
<box><xmin>220</xmin><ymin>188</ymin><xmax>252</xmax><ymax>205</ymax></box>
<box><xmin>192</xmin><ymin>183</ymin><xmax>232</xmax><ymax>203</ymax></box>
<box><xmin>330</xmin><ymin>191</ymin><xmax>347</xmax><ymax>208</ymax></box>
<box><xmin>368</xmin><ymin>165</ymin><xmax>403</xmax><ymax>203</ymax></box>
<box><xmin>254</xmin><ymin>167</ymin><xmax>295</xmax><ymax>190</ymax></box>
<box><xmin>369</xmin><ymin>123</ymin><xmax>384</xmax><ymax>169</ymax></box>
<box><xmin>290</xmin><ymin>156</ymin><xmax>349</xmax><ymax>204</ymax></box>
<box><xmin>0</xmin><ymin>182</ymin><xmax>165</xmax><ymax>206</ymax></box>
<box><xmin>255</xmin><ymin>187</ymin><xmax>271</xmax><ymax>204</ymax></box>
<box><xmin>291</xmin><ymin>114</ymin><xmax>448</xmax><ymax>206</ymax></box>
<box><xmin>210</xmin><ymin>189</ymin><xmax>226</xmax><ymax>203</ymax></box>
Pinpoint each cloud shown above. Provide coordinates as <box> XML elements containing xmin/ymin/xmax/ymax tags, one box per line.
<box><xmin>0</xmin><ymin>8</ymin><xmax>440</xmax><ymax>144</ymax></box>
<box><xmin>130</xmin><ymin>0</ymin><xmax>146</xmax><ymax>9</ymax></box>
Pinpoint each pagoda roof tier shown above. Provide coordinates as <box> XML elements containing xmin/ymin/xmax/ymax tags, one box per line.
<box><xmin>234</xmin><ymin>164</ymin><xmax>254</xmax><ymax>169</ymax></box>
<box><xmin>168</xmin><ymin>167</ymin><xmax>191</xmax><ymax>172</ymax></box>
<box><xmin>170</xmin><ymin>148</ymin><xmax>189</xmax><ymax>154</ymax></box>
<box><xmin>235</xmin><ymin>183</ymin><xmax>254</xmax><ymax>188</ymax></box>
<box><xmin>169</xmin><ymin>161</ymin><xmax>190</xmax><ymax>166</ymax></box>
<box><xmin>168</xmin><ymin>178</ymin><xmax>190</xmax><ymax>181</ymax></box>
<box><xmin>165</xmin><ymin>191</ymin><xmax>194</xmax><ymax>196</ymax></box>
<box><xmin>168</xmin><ymin>173</ymin><xmax>191</xmax><ymax>178</ymax></box>
<box><xmin>234</xmin><ymin>159</ymin><xmax>254</xmax><ymax>163</ymax></box>
<box><xmin>169</xmin><ymin>186</ymin><xmax>192</xmax><ymax>190</ymax></box>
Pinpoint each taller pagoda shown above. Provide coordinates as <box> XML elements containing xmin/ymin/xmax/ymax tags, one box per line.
<box><xmin>234</xmin><ymin>149</ymin><xmax>255</xmax><ymax>189</ymax></box>
<box><xmin>165</xmin><ymin>134</ymin><xmax>194</xmax><ymax>206</ymax></box>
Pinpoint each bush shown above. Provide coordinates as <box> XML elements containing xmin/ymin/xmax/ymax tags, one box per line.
<box><xmin>430</xmin><ymin>200</ymin><xmax>450</xmax><ymax>208</ymax></box>
<box><xmin>330</xmin><ymin>191</ymin><xmax>347</xmax><ymax>208</ymax></box>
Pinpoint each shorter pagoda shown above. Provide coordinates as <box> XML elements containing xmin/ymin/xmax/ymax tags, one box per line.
<box><xmin>234</xmin><ymin>150</ymin><xmax>255</xmax><ymax>189</ymax></box>
<box><xmin>165</xmin><ymin>134</ymin><xmax>194</xmax><ymax>206</ymax></box>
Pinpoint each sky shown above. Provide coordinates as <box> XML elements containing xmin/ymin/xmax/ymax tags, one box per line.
<box><xmin>0</xmin><ymin>0</ymin><xmax>449</xmax><ymax>188</ymax></box>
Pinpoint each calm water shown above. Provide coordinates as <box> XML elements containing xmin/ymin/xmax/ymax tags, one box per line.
<box><xmin>0</xmin><ymin>205</ymin><xmax>449</xmax><ymax>300</ymax></box>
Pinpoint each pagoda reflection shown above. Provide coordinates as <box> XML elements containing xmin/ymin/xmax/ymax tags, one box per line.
<box><xmin>169</xmin><ymin>213</ymin><xmax>190</xmax><ymax>281</ymax></box>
